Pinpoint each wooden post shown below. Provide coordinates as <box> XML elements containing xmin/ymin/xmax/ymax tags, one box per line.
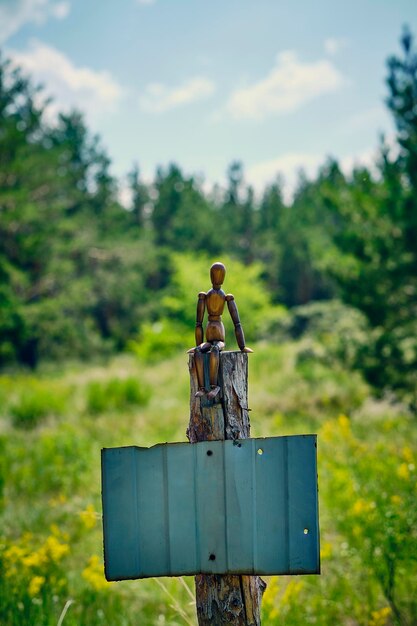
<box><xmin>187</xmin><ymin>351</ymin><xmax>266</xmax><ymax>626</ymax></box>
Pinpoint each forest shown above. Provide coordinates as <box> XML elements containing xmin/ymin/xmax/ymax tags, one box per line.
<box><xmin>0</xmin><ymin>26</ymin><xmax>416</xmax><ymax>626</ymax></box>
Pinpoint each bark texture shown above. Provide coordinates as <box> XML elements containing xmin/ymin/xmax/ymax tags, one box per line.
<box><xmin>187</xmin><ymin>351</ymin><xmax>266</xmax><ymax>626</ymax></box>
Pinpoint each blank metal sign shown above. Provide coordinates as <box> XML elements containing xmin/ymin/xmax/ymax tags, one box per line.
<box><xmin>101</xmin><ymin>435</ymin><xmax>320</xmax><ymax>580</ymax></box>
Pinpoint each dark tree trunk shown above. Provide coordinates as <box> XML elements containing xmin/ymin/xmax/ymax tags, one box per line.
<box><xmin>187</xmin><ymin>351</ymin><xmax>266</xmax><ymax>626</ymax></box>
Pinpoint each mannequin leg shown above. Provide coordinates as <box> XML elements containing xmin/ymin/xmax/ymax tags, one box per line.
<box><xmin>207</xmin><ymin>341</ymin><xmax>224</xmax><ymax>399</ymax></box>
<box><xmin>194</xmin><ymin>350</ymin><xmax>205</xmax><ymax>396</ymax></box>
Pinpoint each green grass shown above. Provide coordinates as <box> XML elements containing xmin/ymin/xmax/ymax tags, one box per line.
<box><xmin>6</xmin><ymin>377</ymin><xmax>70</xmax><ymax>430</ymax></box>
<box><xmin>0</xmin><ymin>342</ymin><xmax>415</xmax><ymax>625</ymax></box>
<box><xmin>85</xmin><ymin>376</ymin><xmax>151</xmax><ymax>415</ymax></box>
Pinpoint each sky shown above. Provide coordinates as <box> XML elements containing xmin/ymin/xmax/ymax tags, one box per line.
<box><xmin>1</xmin><ymin>0</ymin><xmax>417</xmax><ymax>202</ymax></box>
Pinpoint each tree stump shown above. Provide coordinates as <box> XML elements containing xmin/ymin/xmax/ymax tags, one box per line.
<box><xmin>187</xmin><ymin>351</ymin><xmax>266</xmax><ymax>626</ymax></box>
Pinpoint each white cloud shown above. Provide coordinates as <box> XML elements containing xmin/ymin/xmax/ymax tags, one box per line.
<box><xmin>118</xmin><ymin>183</ymin><xmax>134</xmax><ymax>209</ymax></box>
<box><xmin>247</xmin><ymin>152</ymin><xmax>325</xmax><ymax>202</ymax></box>
<box><xmin>51</xmin><ymin>1</ymin><xmax>70</xmax><ymax>19</ymax></box>
<box><xmin>339</xmin><ymin>138</ymin><xmax>399</xmax><ymax>176</ymax></box>
<box><xmin>339</xmin><ymin>148</ymin><xmax>377</xmax><ymax>175</ymax></box>
<box><xmin>324</xmin><ymin>37</ymin><xmax>349</xmax><ymax>56</ymax></box>
<box><xmin>9</xmin><ymin>40</ymin><xmax>124</xmax><ymax>121</ymax></box>
<box><xmin>0</xmin><ymin>0</ymin><xmax>70</xmax><ymax>44</ymax></box>
<box><xmin>117</xmin><ymin>168</ymin><xmax>154</xmax><ymax>209</ymax></box>
<box><xmin>139</xmin><ymin>77</ymin><xmax>216</xmax><ymax>113</ymax></box>
<box><xmin>343</xmin><ymin>106</ymin><xmax>391</xmax><ymax>133</ymax></box>
<box><xmin>226</xmin><ymin>50</ymin><xmax>346</xmax><ymax>121</ymax></box>
<box><xmin>247</xmin><ymin>142</ymin><xmax>394</xmax><ymax>203</ymax></box>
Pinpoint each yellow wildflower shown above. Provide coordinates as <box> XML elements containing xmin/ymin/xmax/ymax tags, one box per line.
<box><xmin>337</xmin><ymin>414</ymin><xmax>351</xmax><ymax>437</ymax></box>
<box><xmin>82</xmin><ymin>555</ymin><xmax>110</xmax><ymax>591</ymax></box>
<box><xmin>4</xmin><ymin>545</ymin><xmax>26</xmax><ymax>563</ymax></box>
<box><xmin>44</xmin><ymin>536</ymin><xmax>69</xmax><ymax>562</ymax></box>
<box><xmin>262</xmin><ymin>578</ymin><xmax>281</xmax><ymax>620</ymax></box>
<box><xmin>390</xmin><ymin>495</ymin><xmax>402</xmax><ymax>505</ymax></box>
<box><xmin>79</xmin><ymin>504</ymin><xmax>98</xmax><ymax>529</ymax></box>
<box><xmin>22</xmin><ymin>550</ymin><xmax>47</xmax><ymax>568</ymax></box>
<box><xmin>320</xmin><ymin>542</ymin><xmax>332</xmax><ymax>560</ymax></box>
<box><xmin>402</xmin><ymin>446</ymin><xmax>414</xmax><ymax>463</ymax></box>
<box><xmin>320</xmin><ymin>420</ymin><xmax>335</xmax><ymax>443</ymax></box>
<box><xmin>48</xmin><ymin>493</ymin><xmax>67</xmax><ymax>507</ymax></box>
<box><xmin>3</xmin><ymin>544</ymin><xmax>25</xmax><ymax>579</ymax></box>
<box><xmin>352</xmin><ymin>499</ymin><xmax>373</xmax><ymax>515</ymax></box>
<box><xmin>281</xmin><ymin>580</ymin><xmax>304</xmax><ymax>605</ymax></box>
<box><xmin>29</xmin><ymin>575</ymin><xmax>45</xmax><ymax>597</ymax></box>
<box><xmin>369</xmin><ymin>606</ymin><xmax>391</xmax><ymax>626</ymax></box>
<box><xmin>397</xmin><ymin>463</ymin><xmax>410</xmax><ymax>480</ymax></box>
<box><xmin>262</xmin><ymin>576</ymin><xmax>279</xmax><ymax>605</ymax></box>
<box><xmin>50</xmin><ymin>524</ymin><xmax>69</xmax><ymax>542</ymax></box>
<box><xmin>382</xmin><ymin>419</ymin><xmax>395</xmax><ymax>432</ymax></box>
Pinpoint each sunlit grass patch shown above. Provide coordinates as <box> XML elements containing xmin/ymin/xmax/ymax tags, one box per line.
<box><xmin>6</xmin><ymin>378</ymin><xmax>71</xmax><ymax>430</ymax></box>
<box><xmin>5</xmin><ymin>424</ymin><xmax>94</xmax><ymax>501</ymax></box>
<box><xmin>0</xmin><ymin>345</ymin><xmax>416</xmax><ymax>625</ymax></box>
<box><xmin>85</xmin><ymin>376</ymin><xmax>151</xmax><ymax>415</ymax></box>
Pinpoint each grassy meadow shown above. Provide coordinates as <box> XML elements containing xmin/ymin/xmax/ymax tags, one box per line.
<box><xmin>1</xmin><ymin>338</ymin><xmax>416</xmax><ymax>626</ymax></box>
<box><xmin>1</xmin><ymin>25</ymin><xmax>417</xmax><ymax>626</ymax></box>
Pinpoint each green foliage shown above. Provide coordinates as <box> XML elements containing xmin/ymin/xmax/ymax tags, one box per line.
<box><xmin>321</xmin><ymin>414</ymin><xmax>417</xmax><ymax>625</ymax></box>
<box><xmin>315</xmin><ymin>158</ymin><xmax>417</xmax><ymax>394</ymax></box>
<box><xmin>1</xmin><ymin>27</ymin><xmax>417</xmax><ymax>411</ymax></box>
<box><xmin>127</xmin><ymin>162</ymin><xmax>148</xmax><ymax>229</ymax></box>
<box><xmin>85</xmin><ymin>376</ymin><xmax>150</xmax><ymax>414</ymax></box>
<box><xmin>251</xmin><ymin>340</ymin><xmax>369</xmax><ymax>426</ymax></box>
<box><xmin>6</xmin><ymin>424</ymin><xmax>93</xmax><ymax>498</ymax></box>
<box><xmin>1</xmin><ymin>27</ymin><xmax>417</xmax><ymax>625</ymax></box>
<box><xmin>0</xmin><ymin>346</ymin><xmax>415</xmax><ymax>626</ymax></box>
<box><xmin>151</xmin><ymin>164</ymin><xmax>220</xmax><ymax>254</ymax></box>
<box><xmin>0</xmin><ymin>529</ymin><xmax>71</xmax><ymax>626</ymax></box>
<box><xmin>285</xmin><ymin>31</ymin><xmax>417</xmax><ymax>404</ymax></box>
<box><xmin>386</xmin><ymin>26</ymin><xmax>417</xmax><ymax>190</ymax></box>
<box><xmin>161</xmin><ymin>252</ymin><xmax>286</xmax><ymax>344</ymax></box>
<box><xmin>273</xmin><ymin>300</ymin><xmax>370</xmax><ymax>371</ymax></box>
<box><xmin>0</xmin><ymin>53</ymin><xmax>168</xmax><ymax>368</ymax></box>
<box><xmin>261</xmin><ymin>409</ymin><xmax>417</xmax><ymax>626</ymax></box>
<box><xmin>0</xmin><ymin>356</ymin><xmax>198</xmax><ymax>626</ymax></box>
<box><xmin>0</xmin><ymin>436</ymin><xmax>5</xmax><ymax>512</ymax></box>
<box><xmin>129</xmin><ymin>318</ymin><xmax>194</xmax><ymax>364</ymax></box>
<box><xmin>129</xmin><ymin>253</ymin><xmax>285</xmax><ymax>364</ymax></box>
<box><xmin>9</xmin><ymin>379</ymin><xmax>69</xmax><ymax>429</ymax></box>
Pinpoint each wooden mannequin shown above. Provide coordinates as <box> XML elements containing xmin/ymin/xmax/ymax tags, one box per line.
<box><xmin>187</xmin><ymin>262</ymin><xmax>252</xmax><ymax>399</ymax></box>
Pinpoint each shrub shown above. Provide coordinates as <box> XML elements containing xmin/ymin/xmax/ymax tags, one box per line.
<box><xmin>85</xmin><ymin>376</ymin><xmax>150</xmax><ymax>415</ymax></box>
<box><xmin>321</xmin><ymin>414</ymin><xmax>417</xmax><ymax>625</ymax></box>
<box><xmin>9</xmin><ymin>380</ymin><xmax>69</xmax><ymax>430</ymax></box>
<box><xmin>7</xmin><ymin>424</ymin><xmax>93</xmax><ymax>497</ymax></box>
<box><xmin>0</xmin><ymin>436</ymin><xmax>5</xmax><ymax>512</ymax></box>
<box><xmin>270</xmin><ymin>300</ymin><xmax>369</xmax><ymax>361</ymax></box>
<box><xmin>129</xmin><ymin>253</ymin><xmax>286</xmax><ymax>364</ymax></box>
<box><xmin>129</xmin><ymin>318</ymin><xmax>193</xmax><ymax>364</ymax></box>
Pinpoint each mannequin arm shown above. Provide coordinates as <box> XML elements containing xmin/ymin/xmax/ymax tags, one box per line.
<box><xmin>195</xmin><ymin>292</ymin><xmax>206</xmax><ymax>345</ymax></box>
<box><xmin>226</xmin><ymin>294</ymin><xmax>253</xmax><ymax>352</ymax></box>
